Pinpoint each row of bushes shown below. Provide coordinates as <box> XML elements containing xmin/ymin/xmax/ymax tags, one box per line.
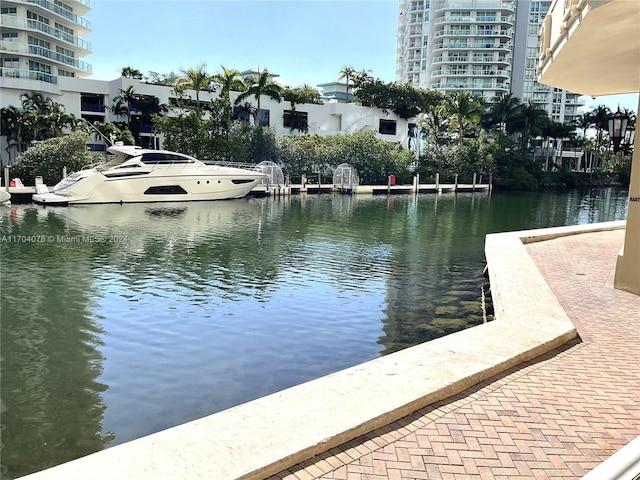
<box><xmin>7</xmin><ymin>130</ymin><xmax>630</xmax><ymax>190</ymax></box>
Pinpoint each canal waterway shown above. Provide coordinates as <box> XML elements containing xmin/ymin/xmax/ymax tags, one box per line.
<box><xmin>0</xmin><ymin>188</ymin><xmax>629</xmax><ymax>478</ymax></box>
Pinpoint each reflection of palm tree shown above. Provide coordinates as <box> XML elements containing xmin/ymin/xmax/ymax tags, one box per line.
<box><xmin>234</xmin><ymin>69</ymin><xmax>282</xmax><ymax>127</ymax></box>
<box><xmin>338</xmin><ymin>66</ymin><xmax>356</xmax><ymax>102</ymax></box>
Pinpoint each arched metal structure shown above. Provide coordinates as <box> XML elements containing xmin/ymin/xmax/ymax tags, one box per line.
<box><xmin>255</xmin><ymin>161</ymin><xmax>285</xmax><ymax>187</ymax></box>
<box><xmin>333</xmin><ymin>163</ymin><xmax>359</xmax><ymax>189</ymax></box>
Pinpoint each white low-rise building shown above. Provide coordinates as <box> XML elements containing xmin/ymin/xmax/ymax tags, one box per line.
<box><xmin>0</xmin><ymin>75</ymin><xmax>414</xmax><ymax>165</ymax></box>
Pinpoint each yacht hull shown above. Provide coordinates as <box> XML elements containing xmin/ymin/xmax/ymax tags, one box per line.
<box><xmin>33</xmin><ymin>167</ymin><xmax>264</xmax><ymax>205</ymax></box>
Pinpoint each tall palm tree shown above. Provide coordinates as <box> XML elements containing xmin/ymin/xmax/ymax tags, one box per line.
<box><xmin>176</xmin><ymin>64</ymin><xmax>214</xmax><ymax>110</ymax></box>
<box><xmin>573</xmin><ymin>112</ymin><xmax>593</xmax><ymax>139</ymax></box>
<box><xmin>541</xmin><ymin>120</ymin><xmax>574</xmax><ymax>170</ymax></box>
<box><xmin>112</xmin><ymin>85</ymin><xmax>138</xmax><ymax>127</ymax></box>
<box><xmin>337</xmin><ymin>66</ymin><xmax>356</xmax><ymax>102</ymax></box>
<box><xmin>590</xmin><ymin>105</ymin><xmax>611</xmax><ymax>169</ymax></box>
<box><xmin>444</xmin><ymin>91</ymin><xmax>484</xmax><ymax>143</ymax></box>
<box><xmin>213</xmin><ymin>66</ymin><xmax>246</xmax><ymax>103</ymax></box>
<box><xmin>489</xmin><ymin>93</ymin><xmax>521</xmax><ymax>133</ymax></box>
<box><xmin>353</xmin><ymin>69</ymin><xmax>373</xmax><ymax>89</ymax></box>
<box><xmin>510</xmin><ymin>102</ymin><xmax>549</xmax><ymax>151</ymax></box>
<box><xmin>234</xmin><ymin>69</ymin><xmax>282</xmax><ymax>127</ymax></box>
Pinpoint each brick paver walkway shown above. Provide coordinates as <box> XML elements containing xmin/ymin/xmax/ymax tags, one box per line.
<box><xmin>269</xmin><ymin>229</ymin><xmax>640</xmax><ymax>480</ymax></box>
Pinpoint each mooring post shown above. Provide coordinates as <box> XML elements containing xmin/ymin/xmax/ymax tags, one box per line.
<box><xmin>473</xmin><ymin>172</ymin><xmax>477</xmax><ymax>191</ymax></box>
<box><xmin>435</xmin><ymin>172</ymin><xmax>440</xmax><ymax>192</ymax></box>
<box><xmin>3</xmin><ymin>166</ymin><xmax>9</xmax><ymax>189</ymax></box>
<box><xmin>455</xmin><ymin>174</ymin><xmax>459</xmax><ymax>192</ymax></box>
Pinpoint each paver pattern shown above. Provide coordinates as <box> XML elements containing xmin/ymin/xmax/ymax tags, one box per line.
<box><xmin>269</xmin><ymin>229</ymin><xmax>639</xmax><ymax>480</ymax></box>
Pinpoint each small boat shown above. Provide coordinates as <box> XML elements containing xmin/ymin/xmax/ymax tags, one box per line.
<box><xmin>32</xmin><ymin>144</ymin><xmax>266</xmax><ymax>205</ymax></box>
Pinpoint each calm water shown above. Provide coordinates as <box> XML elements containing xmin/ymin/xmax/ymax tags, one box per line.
<box><xmin>0</xmin><ymin>188</ymin><xmax>628</xmax><ymax>478</ymax></box>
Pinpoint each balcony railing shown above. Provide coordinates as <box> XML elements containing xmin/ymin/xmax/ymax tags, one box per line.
<box><xmin>435</xmin><ymin>14</ymin><xmax>514</xmax><ymax>25</ymax></box>
<box><xmin>26</xmin><ymin>0</ymin><xmax>91</xmax><ymax>30</ymax></box>
<box><xmin>434</xmin><ymin>2</ymin><xmax>515</xmax><ymax>12</ymax></box>
<box><xmin>0</xmin><ymin>67</ymin><xmax>57</xmax><ymax>84</ymax></box>
<box><xmin>0</xmin><ymin>41</ymin><xmax>92</xmax><ymax>72</ymax></box>
<box><xmin>0</xmin><ymin>15</ymin><xmax>92</xmax><ymax>51</ymax></box>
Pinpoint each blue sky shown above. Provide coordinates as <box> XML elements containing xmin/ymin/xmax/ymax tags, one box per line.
<box><xmin>87</xmin><ymin>0</ymin><xmax>398</xmax><ymax>87</ymax></box>
<box><xmin>86</xmin><ymin>0</ymin><xmax>638</xmax><ymax>113</ymax></box>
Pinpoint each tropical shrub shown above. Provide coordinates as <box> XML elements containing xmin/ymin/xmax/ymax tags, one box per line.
<box><xmin>282</xmin><ymin>131</ymin><xmax>415</xmax><ymax>184</ymax></box>
<box><xmin>9</xmin><ymin>132</ymin><xmax>98</xmax><ymax>185</ymax></box>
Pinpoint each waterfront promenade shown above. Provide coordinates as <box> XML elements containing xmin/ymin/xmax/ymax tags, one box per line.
<box><xmin>270</xmin><ymin>228</ymin><xmax>640</xmax><ymax>480</ymax></box>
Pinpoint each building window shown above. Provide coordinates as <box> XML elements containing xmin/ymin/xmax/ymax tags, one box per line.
<box><xmin>476</xmin><ymin>12</ymin><xmax>496</xmax><ymax>22</ymax></box>
<box><xmin>477</xmin><ymin>25</ymin><xmax>496</xmax><ymax>36</ymax></box>
<box><xmin>58</xmin><ymin>68</ymin><xmax>75</xmax><ymax>77</ymax></box>
<box><xmin>27</xmin><ymin>10</ymin><xmax>49</xmax><ymax>25</ymax></box>
<box><xmin>28</xmin><ymin>35</ymin><xmax>50</xmax><ymax>47</ymax></box>
<box><xmin>54</xmin><ymin>0</ymin><xmax>73</xmax><ymax>14</ymax></box>
<box><xmin>259</xmin><ymin>109</ymin><xmax>270</xmax><ymax>127</ymax></box>
<box><xmin>56</xmin><ymin>45</ymin><xmax>75</xmax><ymax>65</ymax></box>
<box><xmin>379</xmin><ymin>119</ymin><xmax>397</xmax><ymax>135</ymax></box>
<box><xmin>283</xmin><ymin>110</ymin><xmax>308</xmax><ymax>132</ymax></box>
<box><xmin>28</xmin><ymin>60</ymin><xmax>53</xmax><ymax>82</ymax></box>
<box><xmin>2</xmin><ymin>32</ymin><xmax>18</xmax><ymax>42</ymax></box>
<box><xmin>1</xmin><ymin>7</ymin><xmax>17</xmax><ymax>14</ymax></box>
<box><xmin>55</xmin><ymin>23</ymin><xmax>75</xmax><ymax>44</ymax></box>
<box><xmin>0</xmin><ymin>57</ymin><xmax>20</xmax><ymax>77</ymax></box>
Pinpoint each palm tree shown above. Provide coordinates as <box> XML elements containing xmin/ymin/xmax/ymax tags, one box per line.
<box><xmin>176</xmin><ymin>64</ymin><xmax>214</xmax><ymax>110</ymax></box>
<box><xmin>590</xmin><ymin>105</ymin><xmax>611</xmax><ymax>170</ymax></box>
<box><xmin>489</xmin><ymin>93</ymin><xmax>521</xmax><ymax>133</ymax></box>
<box><xmin>213</xmin><ymin>66</ymin><xmax>245</xmax><ymax>103</ymax></box>
<box><xmin>541</xmin><ymin>120</ymin><xmax>574</xmax><ymax>170</ymax></box>
<box><xmin>1</xmin><ymin>106</ymin><xmax>24</xmax><ymax>161</ymax></box>
<box><xmin>112</xmin><ymin>85</ymin><xmax>138</xmax><ymax>127</ymax></box>
<box><xmin>337</xmin><ymin>66</ymin><xmax>356</xmax><ymax>102</ymax></box>
<box><xmin>234</xmin><ymin>69</ymin><xmax>282</xmax><ymax>127</ymax></box>
<box><xmin>444</xmin><ymin>91</ymin><xmax>484</xmax><ymax>143</ymax></box>
<box><xmin>510</xmin><ymin>102</ymin><xmax>549</xmax><ymax>151</ymax></box>
<box><xmin>353</xmin><ymin>69</ymin><xmax>373</xmax><ymax>89</ymax></box>
<box><xmin>21</xmin><ymin>91</ymin><xmax>49</xmax><ymax>113</ymax></box>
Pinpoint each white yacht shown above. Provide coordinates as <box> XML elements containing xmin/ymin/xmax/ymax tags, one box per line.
<box><xmin>32</xmin><ymin>144</ymin><xmax>266</xmax><ymax>205</ymax></box>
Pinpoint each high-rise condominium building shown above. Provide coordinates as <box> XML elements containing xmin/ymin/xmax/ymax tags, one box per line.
<box><xmin>0</xmin><ymin>0</ymin><xmax>92</xmax><ymax>92</ymax></box>
<box><xmin>396</xmin><ymin>0</ymin><xmax>582</xmax><ymax>124</ymax></box>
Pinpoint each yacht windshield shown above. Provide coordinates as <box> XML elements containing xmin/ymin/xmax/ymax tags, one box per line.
<box><xmin>140</xmin><ymin>153</ymin><xmax>194</xmax><ymax>164</ymax></box>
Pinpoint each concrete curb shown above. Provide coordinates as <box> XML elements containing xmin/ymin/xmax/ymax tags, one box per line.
<box><xmin>21</xmin><ymin>223</ymin><xmax>622</xmax><ymax>480</ymax></box>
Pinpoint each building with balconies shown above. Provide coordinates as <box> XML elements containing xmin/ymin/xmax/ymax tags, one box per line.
<box><xmin>510</xmin><ymin>0</ymin><xmax>583</xmax><ymax>123</ymax></box>
<box><xmin>397</xmin><ymin>0</ymin><xmax>516</xmax><ymax>100</ymax></box>
<box><xmin>396</xmin><ymin>0</ymin><xmax>583</xmax><ymax>123</ymax></box>
<box><xmin>0</xmin><ymin>0</ymin><xmax>92</xmax><ymax>98</ymax></box>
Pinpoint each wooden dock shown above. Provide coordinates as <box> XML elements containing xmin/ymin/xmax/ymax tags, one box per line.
<box><xmin>251</xmin><ymin>182</ymin><xmax>490</xmax><ymax>197</ymax></box>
